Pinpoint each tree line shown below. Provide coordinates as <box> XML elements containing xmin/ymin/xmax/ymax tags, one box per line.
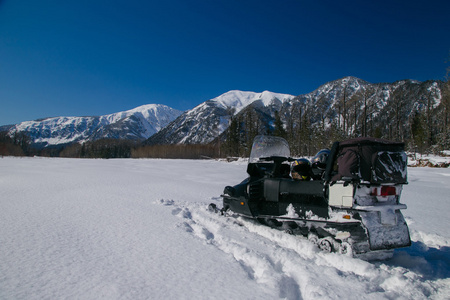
<box><xmin>0</xmin><ymin>131</ymin><xmax>31</xmax><ymax>156</ymax></box>
<box><xmin>0</xmin><ymin>135</ymin><xmax>223</xmax><ymax>159</ymax></box>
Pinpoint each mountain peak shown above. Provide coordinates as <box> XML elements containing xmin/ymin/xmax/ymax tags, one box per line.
<box><xmin>147</xmin><ymin>90</ymin><xmax>295</xmax><ymax>145</ymax></box>
<box><xmin>212</xmin><ymin>90</ymin><xmax>294</xmax><ymax>114</ymax></box>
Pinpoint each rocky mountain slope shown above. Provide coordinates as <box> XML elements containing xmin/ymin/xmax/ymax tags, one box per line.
<box><xmin>146</xmin><ymin>90</ymin><xmax>295</xmax><ymax>145</ymax></box>
<box><xmin>5</xmin><ymin>104</ymin><xmax>182</xmax><ymax>148</ymax></box>
<box><xmin>217</xmin><ymin>77</ymin><xmax>447</xmax><ymax>152</ymax></box>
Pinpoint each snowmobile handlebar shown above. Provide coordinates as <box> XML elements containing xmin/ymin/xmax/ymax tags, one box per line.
<box><xmin>258</xmin><ymin>156</ymin><xmax>295</xmax><ymax>164</ymax></box>
<box><xmin>253</xmin><ymin>156</ymin><xmax>295</xmax><ymax>178</ymax></box>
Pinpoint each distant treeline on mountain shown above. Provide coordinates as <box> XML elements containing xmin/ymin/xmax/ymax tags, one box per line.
<box><xmin>1</xmin><ymin>76</ymin><xmax>449</xmax><ymax>159</ymax></box>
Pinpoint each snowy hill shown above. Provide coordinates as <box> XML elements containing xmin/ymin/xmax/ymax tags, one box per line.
<box><xmin>7</xmin><ymin>104</ymin><xmax>182</xmax><ymax>147</ymax></box>
<box><xmin>147</xmin><ymin>90</ymin><xmax>295</xmax><ymax>144</ymax></box>
<box><xmin>1</xmin><ymin>157</ymin><xmax>449</xmax><ymax>299</ymax></box>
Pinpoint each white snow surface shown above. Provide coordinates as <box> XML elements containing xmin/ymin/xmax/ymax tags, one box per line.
<box><xmin>1</xmin><ymin>157</ymin><xmax>449</xmax><ymax>300</ymax></box>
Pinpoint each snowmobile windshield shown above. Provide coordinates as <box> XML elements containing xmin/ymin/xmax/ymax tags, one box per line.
<box><xmin>249</xmin><ymin>135</ymin><xmax>290</xmax><ymax>164</ymax></box>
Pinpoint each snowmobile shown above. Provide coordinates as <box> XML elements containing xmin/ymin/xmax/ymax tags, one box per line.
<box><xmin>211</xmin><ymin>135</ymin><xmax>411</xmax><ymax>256</ymax></box>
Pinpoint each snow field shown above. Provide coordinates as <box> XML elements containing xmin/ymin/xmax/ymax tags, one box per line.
<box><xmin>0</xmin><ymin>157</ymin><xmax>449</xmax><ymax>299</ymax></box>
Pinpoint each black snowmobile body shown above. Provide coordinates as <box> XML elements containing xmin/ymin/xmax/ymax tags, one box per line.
<box><xmin>220</xmin><ymin>135</ymin><xmax>411</xmax><ymax>255</ymax></box>
<box><xmin>224</xmin><ymin>166</ymin><xmax>328</xmax><ymax>219</ymax></box>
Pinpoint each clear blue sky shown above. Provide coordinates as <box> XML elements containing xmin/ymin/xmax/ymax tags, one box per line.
<box><xmin>1</xmin><ymin>0</ymin><xmax>449</xmax><ymax>126</ymax></box>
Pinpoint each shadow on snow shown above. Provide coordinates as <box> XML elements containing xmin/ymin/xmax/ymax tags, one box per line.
<box><xmin>381</xmin><ymin>241</ymin><xmax>450</xmax><ymax>280</ymax></box>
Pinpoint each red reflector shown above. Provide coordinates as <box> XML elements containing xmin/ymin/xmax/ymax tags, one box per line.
<box><xmin>371</xmin><ymin>186</ymin><xmax>397</xmax><ymax>196</ymax></box>
<box><xmin>380</xmin><ymin>186</ymin><xmax>396</xmax><ymax>196</ymax></box>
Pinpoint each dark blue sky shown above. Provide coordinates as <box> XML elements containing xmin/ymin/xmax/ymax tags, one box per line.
<box><xmin>1</xmin><ymin>0</ymin><xmax>449</xmax><ymax>126</ymax></box>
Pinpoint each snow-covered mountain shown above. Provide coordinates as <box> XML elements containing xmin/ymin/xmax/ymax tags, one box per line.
<box><xmin>147</xmin><ymin>90</ymin><xmax>295</xmax><ymax>144</ymax></box>
<box><xmin>4</xmin><ymin>76</ymin><xmax>446</xmax><ymax>149</ymax></box>
<box><xmin>7</xmin><ymin>104</ymin><xmax>182</xmax><ymax>147</ymax></box>
<box><xmin>215</xmin><ymin>77</ymin><xmax>447</xmax><ymax>150</ymax></box>
<box><xmin>147</xmin><ymin>77</ymin><xmax>446</xmax><ymax>147</ymax></box>
<box><xmin>287</xmin><ymin>76</ymin><xmax>444</xmax><ymax>130</ymax></box>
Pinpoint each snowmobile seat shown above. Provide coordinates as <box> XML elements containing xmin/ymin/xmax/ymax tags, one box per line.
<box><xmin>280</xmin><ymin>179</ymin><xmax>324</xmax><ymax>197</ymax></box>
<box><xmin>264</xmin><ymin>178</ymin><xmax>325</xmax><ymax>202</ymax></box>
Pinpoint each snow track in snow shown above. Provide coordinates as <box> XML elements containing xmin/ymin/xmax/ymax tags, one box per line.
<box><xmin>159</xmin><ymin>198</ymin><xmax>450</xmax><ymax>300</ymax></box>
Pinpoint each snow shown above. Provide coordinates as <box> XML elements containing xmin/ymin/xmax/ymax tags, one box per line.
<box><xmin>1</xmin><ymin>157</ymin><xmax>449</xmax><ymax>299</ymax></box>
<box><xmin>408</xmin><ymin>153</ymin><xmax>450</xmax><ymax>168</ymax></box>
<box><xmin>212</xmin><ymin>90</ymin><xmax>295</xmax><ymax>114</ymax></box>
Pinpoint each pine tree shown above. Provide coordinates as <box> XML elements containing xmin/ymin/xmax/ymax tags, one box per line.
<box><xmin>273</xmin><ymin>111</ymin><xmax>287</xmax><ymax>139</ymax></box>
<box><xmin>225</xmin><ymin>117</ymin><xmax>240</xmax><ymax>157</ymax></box>
<box><xmin>411</xmin><ymin>111</ymin><xmax>427</xmax><ymax>153</ymax></box>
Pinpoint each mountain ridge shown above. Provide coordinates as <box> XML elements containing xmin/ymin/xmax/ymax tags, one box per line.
<box><xmin>5</xmin><ymin>104</ymin><xmax>182</xmax><ymax>148</ymax></box>
<box><xmin>3</xmin><ymin>76</ymin><xmax>448</xmax><ymax>151</ymax></box>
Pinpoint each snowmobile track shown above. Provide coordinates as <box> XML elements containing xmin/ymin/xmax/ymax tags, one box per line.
<box><xmin>156</xmin><ymin>199</ymin><xmax>448</xmax><ymax>299</ymax></box>
<box><xmin>160</xmin><ymin>199</ymin><xmax>306</xmax><ymax>299</ymax></box>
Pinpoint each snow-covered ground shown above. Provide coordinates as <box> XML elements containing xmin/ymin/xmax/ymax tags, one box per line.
<box><xmin>1</xmin><ymin>157</ymin><xmax>449</xmax><ymax>300</ymax></box>
<box><xmin>408</xmin><ymin>152</ymin><xmax>450</xmax><ymax>168</ymax></box>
